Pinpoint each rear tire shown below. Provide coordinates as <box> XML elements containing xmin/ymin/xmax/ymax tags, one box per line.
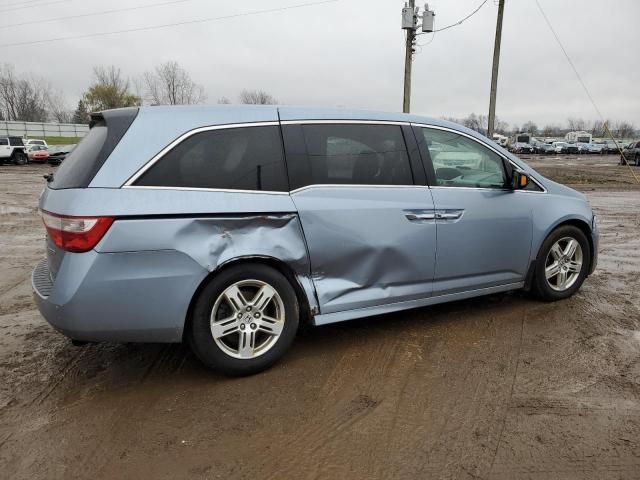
<box><xmin>189</xmin><ymin>264</ymin><xmax>299</xmax><ymax>376</ymax></box>
<box><xmin>12</xmin><ymin>151</ymin><xmax>27</xmax><ymax>165</ymax></box>
<box><xmin>533</xmin><ymin>225</ymin><xmax>590</xmax><ymax>302</ymax></box>
<box><xmin>635</xmin><ymin>155</ymin><xmax>640</xmax><ymax>167</ymax></box>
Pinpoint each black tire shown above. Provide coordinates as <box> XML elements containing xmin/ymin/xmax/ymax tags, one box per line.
<box><xmin>189</xmin><ymin>263</ymin><xmax>299</xmax><ymax>376</ymax></box>
<box><xmin>533</xmin><ymin>225</ymin><xmax>591</xmax><ymax>302</ymax></box>
<box><xmin>12</xmin><ymin>151</ymin><xmax>27</xmax><ymax>165</ymax></box>
<box><xmin>635</xmin><ymin>155</ymin><xmax>640</xmax><ymax>167</ymax></box>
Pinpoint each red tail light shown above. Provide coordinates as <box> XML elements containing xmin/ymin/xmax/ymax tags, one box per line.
<box><xmin>41</xmin><ymin>210</ymin><xmax>114</xmax><ymax>253</ymax></box>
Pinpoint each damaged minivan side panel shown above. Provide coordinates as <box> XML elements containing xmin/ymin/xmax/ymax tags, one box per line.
<box><xmin>94</xmin><ymin>212</ymin><xmax>317</xmax><ymax>340</ymax></box>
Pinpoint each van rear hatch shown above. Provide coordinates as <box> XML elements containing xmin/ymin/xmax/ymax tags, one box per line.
<box><xmin>43</xmin><ymin>108</ymin><xmax>138</xmax><ymax>279</ymax></box>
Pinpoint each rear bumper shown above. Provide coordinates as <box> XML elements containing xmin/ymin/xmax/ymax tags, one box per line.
<box><xmin>32</xmin><ymin>250</ymin><xmax>208</xmax><ymax>343</ymax></box>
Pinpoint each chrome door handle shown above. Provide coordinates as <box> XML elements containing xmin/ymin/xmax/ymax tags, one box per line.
<box><xmin>435</xmin><ymin>210</ymin><xmax>464</xmax><ymax>220</ymax></box>
<box><xmin>405</xmin><ymin>212</ymin><xmax>436</xmax><ymax>221</ymax></box>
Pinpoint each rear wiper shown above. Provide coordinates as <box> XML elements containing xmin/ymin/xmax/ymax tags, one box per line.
<box><xmin>43</xmin><ymin>173</ymin><xmax>54</xmax><ymax>183</ymax></box>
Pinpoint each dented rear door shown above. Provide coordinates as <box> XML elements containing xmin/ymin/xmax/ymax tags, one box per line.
<box><xmin>282</xmin><ymin>121</ymin><xmax>436</xmax><ymax>315</ymax></box>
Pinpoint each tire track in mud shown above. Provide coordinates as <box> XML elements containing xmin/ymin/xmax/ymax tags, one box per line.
<box><xmin>244</xmin><ymin>300</ymin><xmax>529</xmax><ymax>480</ymax></box>
<box><xmin>250</xmin><ymin>322</ymin><xmax>418</xmax><ymax>479</ymax></box>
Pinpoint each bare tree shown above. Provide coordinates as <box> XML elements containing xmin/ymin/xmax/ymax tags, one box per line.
<box><xmin>541</xmin><ymin>124</ymin><xmax>562</xmax><ymax>137</ymax></box>
<box><xmin>47</xmin><ymin>89</ymin><xmax>73</xmax><ymax>123</ymax></box>
<box><xmin>0</xmin><ymin>64</ymin><xmax>50</xmax><ymax>122</ymax></box>
<box><xmin>567</xmin><ymin>117</ymin><xmax>587</xmax><ymax>131</ymax></box>
<box><xmin>612</xmin><ymin>121</ymin><xmax>635</xmax><ymax>140</ymax></box>
<box><xmin>495</xmin><ymin>118</ymin><xmax>509</xmax><ymax>134</ymax></box>
<box><xmin>143</xmin><ymin>61</ymin><xmax>206</xmax><ymax>105</ymax></box>
<box><xmin>81</xmin><ymin>66</ymin><xmax>141</xmax><ymax>112</ymax></box>
<box><xmin>462</xmin><ymin>113</ymin><xmax>488</xmax><ymax>134</ymax></box>
<box><xmin>217</xmin><ymin>96</ymin><xmax>231</xmax><ymax>104</ymax></box>
<box><xmin>521</xmin><ymin>120</ymin><xmax>538</xmax><ymax>134</ymax></box>
<box><xmin>239</xmin><ymin>89</ymin><xmax>277</xmax><ymax>105</ymax></box>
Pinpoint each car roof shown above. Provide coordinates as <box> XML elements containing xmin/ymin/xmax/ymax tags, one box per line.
<box><xmin>128</xmin><ymin>104</ymin><xmax>458</xmax><ymax>129</ymax></box>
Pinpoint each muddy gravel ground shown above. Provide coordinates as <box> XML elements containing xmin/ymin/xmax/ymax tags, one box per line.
<box><xmin>1</xmin><ymin>155</ymin><xmax>639</xmax><ymax>479</ymax></box>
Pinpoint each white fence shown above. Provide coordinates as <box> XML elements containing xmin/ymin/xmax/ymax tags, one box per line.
<box><xmin>0</xmin><ymin>120</ymin><xmax>89</xmax><ymax>138</ymax></box>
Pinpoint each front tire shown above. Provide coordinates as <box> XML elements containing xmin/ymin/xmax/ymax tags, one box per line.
<box><xmin>189</xmin><ymin>264</ymin><xmax>299</xmax><ymax>376</ymax></box>
<box><xmin>533</xmin><ymin>225</ymin><xmax>591</xmax><ymax>302</ymax></box>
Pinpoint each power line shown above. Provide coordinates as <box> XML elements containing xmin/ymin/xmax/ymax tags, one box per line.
<box><xmin>534</xmin><ymin>0</ymin><xmax>639</xmax><ymax>184</ymax></box>
<box><xmin>0</xmin><ymin>0</ymin><xmax>69</xmax><ymax>13</ymax></box>
<box><xmin>533</xmin><ymin>0</ymin><xmax>603</xmax><ymax>120</ymax></box>
<box><xmin>1</xmin><ymin>0</ymin><xmax>196</xmax><ymax>29</ymax></box>
<box><xmin>0</xmin><ymin>0</ymin><xmax>340</xmax><ymax>48</ymax></box>
<box><xmin>417</xmin><ymin>0</ymin><xmax>489</xmax><ymax>35</ymax></box>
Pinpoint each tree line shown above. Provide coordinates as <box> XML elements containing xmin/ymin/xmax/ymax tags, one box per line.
<box><xmin>0</xmin><ymin>61</ymin><xmax>636</xmax><ymax>138</ymax></box>
<box><xmin>446</xmin><ymin>113</ymin><xmax>636</xmax><ymax>139</ymax></box>
<box><xmin>0</xmin><ymin>61</ymin><xmax>277</xmax><ymax>125</ymax></box>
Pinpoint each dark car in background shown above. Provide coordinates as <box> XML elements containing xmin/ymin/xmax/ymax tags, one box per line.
<box><xmin>536</xmin><ymin>143</ymin><xmax>556</xmax><ymax>154</ymax></box>
<box><xmin>620</xmin><ymin>141</ymin><xmax>640</xmax><ymax>166</ymax></box>
<box><xmin>47</xmin><ymin>145</ymin><xmax>75</xmax><ymax>166</ymax></box>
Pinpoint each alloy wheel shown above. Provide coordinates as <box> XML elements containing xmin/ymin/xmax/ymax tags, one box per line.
<box><xmin>544</xmin><ymin>237</ymin><xmax>583</xmax><ymax>291</ymax></box>
<box><xmin>210</xmin><ymin>279</ymin><xmax>285</xmax><ymax>359</ymax></box>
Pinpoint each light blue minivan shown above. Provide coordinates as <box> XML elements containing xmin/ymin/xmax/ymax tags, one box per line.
<box><xmin>33</xmin><ymin>106</ymin><xmax>598</xmax><ymax>375</ymax></box>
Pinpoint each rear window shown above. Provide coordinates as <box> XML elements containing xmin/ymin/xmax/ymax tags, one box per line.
<box><xmin>134</xmin><ymin>126</ymin><xmax>288</xmax><ymax>192</ymax></box>
<box><xmin>50</xmin><ymin>108</ymin><xmax>138</xmax><ymax>190</ymax></box>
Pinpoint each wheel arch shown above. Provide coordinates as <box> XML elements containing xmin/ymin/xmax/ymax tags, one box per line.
<box><xmin>536</xmin><ymin>217</ymin><xmax>595</xmax><ymax>273</ymax></box>
<box><xmin>182</xmin><ymin>255</ymin><xmax>315</xmax><ymax>342</ymax></box>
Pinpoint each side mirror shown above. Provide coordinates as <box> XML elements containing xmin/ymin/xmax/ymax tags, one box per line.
<box><xmin>511</xmin><ymin>170</ymin><xmax>529</xmax><ymax>190</ymax></box>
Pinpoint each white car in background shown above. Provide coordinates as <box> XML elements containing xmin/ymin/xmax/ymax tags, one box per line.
<box><xmin>25</xmin><ymin>139</ymin><xmax>48</xmax><ymax>148</ymax></box>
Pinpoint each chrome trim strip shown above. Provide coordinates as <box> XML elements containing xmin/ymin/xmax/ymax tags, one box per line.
<box><xmin>122</xmin><ymin>185</ymin><xmax>290</xmax><ymax>195</ymax></box>
<box><xmin>289</xmin><ymin>183</ymin><xmax>424</xmax><ymax>194</ymax></box>
<box><xmin>280</xmin><ymin>119</ymin><xmax>410</xmax><ymax>126</ymax></box>
<box><xmin>410</xmin><ymin>123</ymin><xmax>548</xmax><ymax>193</ymax></box>
<box><xmin>123</xmin><ymin>121</ymin><xmax>280</xmax><ymax>186</ymax></box>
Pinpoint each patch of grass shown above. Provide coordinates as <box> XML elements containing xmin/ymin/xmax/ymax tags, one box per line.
<box><xmin>42</xmin><ymin>136</ymin><xmax>82</xmax><ymax>145</ymax></box>
<box><xmin>23</xmin><ymin>136</ymin><xmax>82</xmax><ymax>145</ymax></box>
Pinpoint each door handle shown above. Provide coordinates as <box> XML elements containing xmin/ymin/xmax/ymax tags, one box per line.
<box><xmin>404</xmin><ymin>211</ymin><xmax>436</xmax><ymax>222</ymax></box>
<box><xmin>435</xmin><ymin>210</ymin><xmax>464</xmax><ymax>221</ymax></box>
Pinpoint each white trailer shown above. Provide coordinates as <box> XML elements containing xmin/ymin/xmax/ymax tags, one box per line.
<box><xmin>565</xmin><ymin>131</ymin><xmax>592</xmax><ymax>143</ymax></box>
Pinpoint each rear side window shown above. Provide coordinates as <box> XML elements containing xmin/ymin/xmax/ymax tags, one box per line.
<box><xmin>0</xmin><ymin>138</ymin><xmax>7</xmax><ymax>145</ymax></box>
<box><xmin>50</xmin><ymin>108</ymin><xmax>138</xmax><ymax>190</ymax></box>
<box><xmin>300</xmin><ymin>124</ymin><xmax>412</xmax><ymax>186</ymax></box>
<box><xmin>134</xmin><ymin>126</ymin><xmax>288</xmax><ymax>192</ymax></box>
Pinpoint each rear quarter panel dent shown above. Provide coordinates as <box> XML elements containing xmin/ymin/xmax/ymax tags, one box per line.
<box><xmin>97</xmin><ymin>213</ymin><xmax>317</xmax><ymax>319</ymax></box>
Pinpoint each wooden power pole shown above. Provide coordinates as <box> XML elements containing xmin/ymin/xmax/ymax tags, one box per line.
<box><xmin>487</xmin><ymin>0</ymin><xmax>505</xmax><ymax>137</ymax></box>
<box><xmin>402</xmin><ymin>0</ymin><xmax>416</xmax><ymax>113</ymax></box>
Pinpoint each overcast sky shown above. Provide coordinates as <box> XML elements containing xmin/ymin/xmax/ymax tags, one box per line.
<box><xmin>0</xmin><ymin>0</ymin><xmax>637</xmax><ymax>128</ymax></box>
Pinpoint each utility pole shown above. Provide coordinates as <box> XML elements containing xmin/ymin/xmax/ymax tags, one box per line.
<box><xmin>487</xmin><ymin>0</ymin><xmax>505</xmax><ymax>138</ymax></box>
<box><xmin>402</xmin><ymin>0</ymin><xmax>416</xmax><ymax>113</ymax></box>
<box><xmin>401</xmin><ymin>2</ymin><xmax>434</xmax><ymax>113</ymax></box>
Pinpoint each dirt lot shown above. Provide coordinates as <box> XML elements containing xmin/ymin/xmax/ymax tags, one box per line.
<box><xmin>1</xmin><ymin>155</ymin><xmax>639</xmax><ymax>479</ymax></box>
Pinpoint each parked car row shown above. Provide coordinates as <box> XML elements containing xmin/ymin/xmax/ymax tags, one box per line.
<box><xmin>508</xmin><ymin>139</ymin><xmax>628</xmax><ymax>155</ymax></box>
<box><xmin>0</xmin><ymin>137</ymin><xmax>75</xmax><ymax>166</ymax></box>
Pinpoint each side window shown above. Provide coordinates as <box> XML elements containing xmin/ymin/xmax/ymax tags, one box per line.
<box><xmin>420</xmin><ymin>128</ymin><xmax>507</xmax><ymax>189</ymax></box>
<box><xmin>300</xmin><ymin>124</ymin><xmax>413</xmax><ymax>186</ymax></box>
<box><xmin>135</xmin><ymin>126</ymin><xmax>288</xmax><ymax>192</ymax></box>
<box><xmin>9</xmin><ymin>137</ymin><xmax>24</xmax><ymax>147</ymax></box>
<box><xmin>0</xmin><ymin>138</ymin><xmax>7</xmax><ymax>146</ymax></box>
